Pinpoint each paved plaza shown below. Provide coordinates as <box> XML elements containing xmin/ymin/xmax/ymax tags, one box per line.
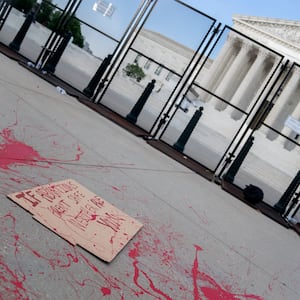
<box><xmin>1</xmin><ymin>53</ymin><xmax>300</xmax><ymax>299</ymax></box>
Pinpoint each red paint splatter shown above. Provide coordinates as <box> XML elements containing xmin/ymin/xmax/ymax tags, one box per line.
<box><xmin>192</xmin><ymin>245</ymin><xmax>264</xmax><ymax>300</ymax></box>
<box><xmin>0</xmin><ymin>128</ymin><xmax>48</xmax><ymax>170</ymax></box>
<box><xmin>101</xmin><ymin>287</ymin><xmax>111</xmax><ymax>296</ymax></box>
<box><xmin>0</xmin><ymin>259</ymin><xmax>28</xmax><ymax>300</ymax></box>
<box><xmin>0</xmin><ymin>127</ymin><xmax>84</xmax><ymax>172</ymax></box>
<box><xmin>90</xmin><ymin>214</ymin><xmax>98</xmax><ymax>221</ymax></box>
<box><xmin>128</xmin><ymin>241</ymin><xmax>173</xmax><ymax>299</ymax></box>
<box><xmin>126</xmin><ymin>219</ymin><xmax>265</xmax><ymax>300</ymax></box>
<box><xmin>111</xmin><ymin>186</ymin><xmax>121</xmax><ymax>192</ymax></box>
<box><xmin>74</xmin><ymin>145</ymin><xmax>83</xmax><ymax>161</ymax></box>
<box><xmin>1</xmin><ymin>212</ymin><xmax>266</xmax><ymax>299</ymax></box>
<box><xmin>0</xmin><ymin>213</ymin><xmax>40</xmax><ymax>299</ymax></box>
<box><xmin>128</xmin><ymin>242</ymin><xmax>140</xmax><ymax>259</ymax></box>
<box><xmin>192</xmin><ymin>245</ymin><xmax>202</xmax><ymax>300</ymax></box>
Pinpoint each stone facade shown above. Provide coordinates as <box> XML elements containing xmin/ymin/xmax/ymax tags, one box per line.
<box><xmin>128</xmin><ymin>16</ymin><xmax>300</xmax><ymax>150</ymax></box>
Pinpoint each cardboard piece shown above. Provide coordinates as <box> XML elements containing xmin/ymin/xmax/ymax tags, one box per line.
<box><xmin>7</xmin><ymin>179</ymin><xmax>143</xmax><ymax>262</ymax></box>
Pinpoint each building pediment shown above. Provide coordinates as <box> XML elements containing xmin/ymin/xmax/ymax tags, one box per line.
<box><xmin>233</xmin><ymin>15</ymin><xmax>300</xmax><ymax>52</ymax></box>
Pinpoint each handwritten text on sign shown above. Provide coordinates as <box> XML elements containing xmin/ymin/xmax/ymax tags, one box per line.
<box><xmin>7</xmin><ymin>179</ymin><xmax>143</xmax><ymax>262</ymax></box>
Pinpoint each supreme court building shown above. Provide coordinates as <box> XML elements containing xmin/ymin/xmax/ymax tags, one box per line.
<box><xmin>119</xmin><ymin>14</ymin><xmax>300</xmax><ymax>213</ymax></box>
<box><xmin>128</xmin><ymin>15</ymin><xmax>300</xmax><ymax>150</ymax></box>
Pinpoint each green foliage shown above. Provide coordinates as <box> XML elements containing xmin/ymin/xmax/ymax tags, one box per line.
<box><xmin>65</xmin><ymin>16</ymin><xmax>84</xmax><ymax>48</ymax></box>
<box><xmin>36</xmin><ymin>1</ymin><xmax>54</xmax><ymax>26</ymax></box>
<box><xmin>48</xmin><ymin>11</ymin><xmax>84</xmax><ymax>48</ymax></box>
<box><xmin>12</xmin><ymin>0</ymin><xmax>84</xmax><ymax>48</ymax></box>
<box><xmin>124</xmin><ymin>63</ymin><xmax>146</xmax><ymax>82</ymax></box>
<box><xmin>47</xmin><ymin>10</ymin><xmax>61</xmax><ymax>31</ymax></box>
<box><xmin>12</xmin><ymin>0</ymin><xmax>35</xmax><ymax>13</ymax></box>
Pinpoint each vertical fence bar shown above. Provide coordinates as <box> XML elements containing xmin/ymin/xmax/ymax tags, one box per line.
<box><xmin>153</xmin><ymin>22</ymin><xmax>221</xmax><ymax>138</ymax></box>
<box><xmin>90</xmin><ymin>0</ymin><xmax>153</xmax><ymax>101</ymax></box>
<box><xmin>0</xmin><ymin>0</ymin><xmax>12</xmax><ymax>31</ymax></box>
<box><xmin>93</xmin><ymin>0</ymin><xmax>158</xmax><ymax>103</ymax></box>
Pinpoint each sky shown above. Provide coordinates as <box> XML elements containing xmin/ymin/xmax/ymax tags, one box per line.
<box><xmin>183</xmin><ymin>0</ymin><xmax>300</xmax><ymax>25</ymax></box>
<box><xmin>52</xmin><ymin>0</ymin><xmax>300</xmax><ymax>58</ymax></box>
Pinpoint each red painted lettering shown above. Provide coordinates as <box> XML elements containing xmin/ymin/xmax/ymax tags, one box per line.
<box><xmin>68</xmin><ymin>204</ymin><xmax>97</xmax><ymax>231</ymax></box>
<box><xmin>15</xmin><ymin>191</ymin><xmax>41</xmax><ymax>207</ymax></box>
<box><xmin>49</xmin><ymin>200</ymin><xmax>71</xmax><ymax>218</ymax></box>
<box><xmin>96</xmin><ymin>213</ymin><xmax>125</xmax><ymax>232</ymax></box>
<box><xmin>90</xmin><ymin>196</ymin><xmax>105</xmax><ymax>208</ymax></box>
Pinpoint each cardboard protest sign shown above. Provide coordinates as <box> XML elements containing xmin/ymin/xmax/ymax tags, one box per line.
<box><xmin>7</xmin><ymin>179</ymin><xmax>143</xmax><ymax>262</ymax></box>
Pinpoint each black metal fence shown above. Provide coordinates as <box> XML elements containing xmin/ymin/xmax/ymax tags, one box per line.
<box><xmin>0</xmin><ymin>0</ymin><xmax>299</xmax><ymax>224</ymax></box>
<box><xmin>97</xmin><ymin>0</ymin><xmax>216</xmax><ymax>135</ymax></box>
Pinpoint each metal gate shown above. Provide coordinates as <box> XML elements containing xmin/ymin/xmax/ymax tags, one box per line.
<box><xmin>44</xmin><ymin>0</ymin><xmax>150</xmax><ymax>92</ymax></box>
<box><xmin>0</xmin><ymin>0</ymin><xmax>299</xmax><ymax>224</ymax></box>
<box><xmin>0</xmin><ymin>0</ymin><xmax>149</xmax><ymax>92</ymax></box>
<box><xmin>222</xmin><ymin>63</ymin><xmax>300</xmax><ymax>222</ymax></box>
<box><xmin>96</xmin><ymin>0</ymin><xmax>216</xmax><ymax>134</ymax></box>
<box><xmin>155</xmin><ymin>26</ymin><xmax>284</xmax><ymax>179</ymax></box>
<box><xmin>0</xmin><ymin>0</ymin><xmax>57</xmax><ymax>62</ymax></box>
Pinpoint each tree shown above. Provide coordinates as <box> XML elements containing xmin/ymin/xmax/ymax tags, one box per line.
<box><xmin>12</xmin><ymin>0</ymin><xmax>34</xmax><ymax>13</ymax></box>
<box><xmin>124</xmin><ymin>63</ymin><xmax>146</xmax><ymax>82</ymax></box>
<box><xmin>12</xmin><ymin>0</ymin><xmax>84</xmax><ymax>48</ymax></box>
<box><xmin>36</xmin><ymin>1</ymin><xmax>54</xmax><ymax>26</ymax></box>
<box><xmin>65</xmin><ymin>16</ymin><xmax>84</xmax><ymax>48</ymax></box>
<box><xmin>48</xmin><ymin>11</ymin><xmax>84</xmax><ymax>48</ymax></box>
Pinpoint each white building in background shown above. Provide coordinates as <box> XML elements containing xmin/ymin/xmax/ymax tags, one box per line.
<box><xmin>232</xmin><ymin>15</ymin><xmax>300</xmax><ymax>63</ymax></box>
<box><xmin>126</xmin><ymin>28</ymin><xmax>202</xmax><ymax>92</ymax></box>
<box><xmin>231</xmin><ymin>15</ymin><xmax>300</xmax><ymax>145</ymax></box>
<box><xmin>126</xmin><ymin>16</ymin><xmax>300</xmax><ymax>148</ymax></box>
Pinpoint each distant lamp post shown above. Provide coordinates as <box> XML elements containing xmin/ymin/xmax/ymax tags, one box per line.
<box><xmin>92</xmin><ymin>1</ymin><xmax>115</xmax><ymax>17</ymax></box>
<box><xmin>9</xmin><ymin>0</ymin><xmax>42</xmax><ymax>51</ymax></box>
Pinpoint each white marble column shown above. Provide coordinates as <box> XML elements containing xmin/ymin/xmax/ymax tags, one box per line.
<box><xmin>265</xmin><ymin>68</ymin><xmax>300</xmax><ymax>140</ymax></box>
<box><xmin>197</xmin><ymin>33</ymin><xmax>237</xmax><ymax>101</ymax></box>
<box><xmin>210</xmin><ymin>39</ymin><xmax>252</xmax><ymax>110</ymax></box>
<box><xmin>228</xmin><ymin>50</ymin><xmax>274</xmax><ymax>120</ymax></box>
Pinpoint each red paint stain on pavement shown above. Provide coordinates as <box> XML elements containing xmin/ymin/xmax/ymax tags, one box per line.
<box><xmin>128</xmin><ymin>238</ymin><xmax>178</xmax><ymax>299</ymax></box>
<box><xmin>0</xmin><ymin>259</ymin><xmax>28</xmax><ymax>300</ymax></box>
<box><xmin>74</xmin><ymin>145</ymin><xmax>83</xmax><ymax>162</ymax></box>
<box><xmin>0</xmin><ymin>127</ymin><xmax>84</xmax><ymax>172</ymax></box>
<box><xmin>192</xmin><ymin>245</ymin><xmax>203</xmax><ymax>300</ymax></box>
<box><xmin>192</xmin><ymin>245</ymin><xmax>264</xmax><ymax>300</ymax></box>
<box><xmin>0</xmin><ymin>213</ymin><xmax>39</xmax><ymax>299</ymax></box>
<box><xmin>1</xmin><ymin>212</ymin><xmax>266</xmax><ymax>299</ymax></box>
<box><xmin>0</xmin><ymin>128</ymin><xmax>48</xmax><ymax>170</ymax></box>
<box><xmin>101</xmin><ymin>287</ymin><xmax>111</xmax><ymax>296</ymax></box>
<box><xmin>111</xmin><ymin>186</ymin><xmax>121</xmax><ymax>192</ymax></box>
<box><xmin>126</xmin><ymin>220</ymin><xmax>264</xmax><ymax>300</ymax></box>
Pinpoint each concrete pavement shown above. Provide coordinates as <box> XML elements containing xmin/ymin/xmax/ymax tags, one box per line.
<box><xmin>1</xmin><ymin>52</ymin><xmax>300</xmax><ymax>299</ymax></box>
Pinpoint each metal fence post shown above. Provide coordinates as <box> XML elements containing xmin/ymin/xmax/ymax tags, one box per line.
<box><xmin>274</xmin><ymin>170</ymin><xmax>300</xmax><ymax>214</ymax></box>
<box><xmin>9</xmin><ymin>0</ymin><xmax>41</xmax><ymax>51</ymax></box>
<box><xmin>126</xmin><ymin>79</ymin><xmax>156</xmax><ymax>124</ymax></box>
<box><xmin>223</xmin><ymin>136</ymin><xmax>254</xmax><ymax>183</ymax></box>
<box><xmin>43</xmin><ymin>31</ymin><xmax>72</xmax><ymax>73</ymax></box>
<box><xmin>173</xmin><ymin>106</ymin><xmax>203</xmax><ymax>152</ymax></box>
<box><xmin>83</xmin><ymin>54</ymin><xmax>113</xmax><ymax>98</ymax></box>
